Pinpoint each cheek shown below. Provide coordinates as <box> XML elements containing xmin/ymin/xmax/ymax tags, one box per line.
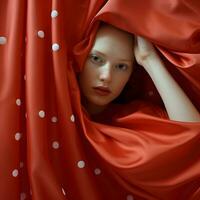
<box><xmin>118</xmin><ymin>74</ymin><xmax>131</xmax><ymax>89</ymax></box>
<box><xmin>79</xmin><ymin>64</ymin><xmax>91</xmax><ymax>84</ymax></box>
<box><xmin>79</xmin><ymin>67</ymin><xmax>96</xmax><ymax>92</ymax></box>
<box><xmin>82</xmin><ymin>62</ymin><xmax>97</xmax><ymax>78</ymax></box>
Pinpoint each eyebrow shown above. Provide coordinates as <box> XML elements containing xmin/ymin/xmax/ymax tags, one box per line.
<box><xmin>91</xmin><ymin>50</ymin><xmax>133</xmax><ymax>62</ymax></box>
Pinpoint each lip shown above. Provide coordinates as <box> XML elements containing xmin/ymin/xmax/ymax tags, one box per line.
<box><xmin>93</xmin><ymin>87</ymin><xmax>111</xmax><ymax>96</ymax></box>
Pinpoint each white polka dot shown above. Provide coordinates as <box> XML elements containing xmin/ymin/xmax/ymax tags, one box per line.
<box><xmin>51</xmin><ymin>10</ymin><xmax>58</xmax><ymax>18</ymax></box>
<box><xmin>0</xmin><ymin>36</ymin><xmax>7</xmax><ymax>45</ymax></box>
<box><xmin>20</xmin><ymin>162</ymin><xmax>24</xmax><ymax>168</ymax></box>
<box><xmin>148</xmin><ymin>90</ymin><xmax>154</xmax><ymax>96</ymax></box>
<box><xmin>38</xmin><ymin>110</ymin><xmax>45</xmax><ymax>118</ymax></box>
<box><xmin>52</xmin><ymin>43</ymin><xmax>60</xmax><ymax>51</ymax></box>
<box><xmin>70</xmin><ymin>114</ymin><xmax>75</xmax><ymax>122</ymax></box>
<box><xmin>52</xmin><ymin>141</ymin><xmax>59</xmax><ymax>149</ymax></box>
<box><xmin>16</xmin><ymin>98</ymin><xmax>22</xmax><ymax>106</ymax></box>
<box><xmin>62</xmin><ymin>188</ymin><xmax>66</xmax><ymax>196</ymax></box>
<box><xmin>126</xmin><ymin>194</ymin><xmax>134</xmax><ymax>200</ymax></box>
<box><xmin>20</xmin><ymin>192</ymin><xmax>26</xmax><ymax>200</ymax></box>
<box><xmin>37</xmin><ymin>30</ymin><xmax>45</xmax><ymax>38</ymax></box>
<box><xmin>94</xmin><ymin>168</ymin><xmax>101</xmax><ymax>175</ymax></box>
<box><xmin>51</xmin><ymin>116</ymin><xmax>58</xmax><ymax>123</ymax></box>
<box><xmin>77</xmin><ymin>160</ymin><xmax>85</xmax><ymax>168</ymax></box>
<box><xmin>15</xmin><ymin>132</ymin><xmax>22</xmax><ymax>141</ymax></box>
<box><xmin>12</xmin><ymin>169</ymin><xmax>19</xmax><ymax>177</ymax></box>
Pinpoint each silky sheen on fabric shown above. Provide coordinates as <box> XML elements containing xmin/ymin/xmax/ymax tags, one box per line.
<box><xmin>0</xmin><ymin>0</ymin><xmax>200</xmax><ymax>200</ymax></box>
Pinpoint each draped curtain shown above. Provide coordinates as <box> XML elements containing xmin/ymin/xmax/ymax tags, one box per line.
<box><xmin>0</xmin><ymin>0</ymin><xmax>200</xmax><ymax>199</ymax></box>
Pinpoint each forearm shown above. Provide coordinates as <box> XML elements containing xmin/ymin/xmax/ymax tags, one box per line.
<box><xmin>144</xmin><ymin>57</ymin><xmax>200</xmax><ymax>122</ymax></box>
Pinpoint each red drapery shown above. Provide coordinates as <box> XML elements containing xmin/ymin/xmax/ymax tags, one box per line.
<box><xmin>0</xmin><ymin>0</ymin><xmax>200</xmax><ymax>199</ymax></box>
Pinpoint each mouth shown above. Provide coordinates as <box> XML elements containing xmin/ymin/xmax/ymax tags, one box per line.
<box><xmin>93</xmin><ymin>87</ymin><xmax>111</xmax><ymax>96</ymax></box>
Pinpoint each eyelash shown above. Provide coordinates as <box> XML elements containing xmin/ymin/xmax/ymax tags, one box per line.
<box><xmin>89</xmin><ymin>54</ymin><xmax>129</xmax><ymax>71</ymax></box>
<box><xmin>115</xmin><ymin>64</ymin><xmax>128</xmax><ymax>71</ymax></box>
<box><xmin>89</xmin><ymin>54</ymin><xmax>104</xmax><ymax>64</ymax></box>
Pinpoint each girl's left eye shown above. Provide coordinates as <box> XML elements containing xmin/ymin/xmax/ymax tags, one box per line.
<box><xmin>115</xmin><ymin>64</ymin><xmax>128</xmax><ymax>71</ymax></box>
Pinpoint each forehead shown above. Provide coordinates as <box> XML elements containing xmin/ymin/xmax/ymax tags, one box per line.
<box><xmin>91</xmin><ymin>24</ymin><xmax>134</xmax><ymax>60</ymax></box>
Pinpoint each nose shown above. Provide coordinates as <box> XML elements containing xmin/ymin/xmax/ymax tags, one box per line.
<box><xmin>99</xmin><ymin>63</ymin><xmax>112</xmax><ymax>83</ymax></box>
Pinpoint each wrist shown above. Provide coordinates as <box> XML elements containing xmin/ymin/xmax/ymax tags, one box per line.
<box><xmin>142</xmin><ymin>53</ymin><xmax>165</xmax><ymax>72</ymax></box>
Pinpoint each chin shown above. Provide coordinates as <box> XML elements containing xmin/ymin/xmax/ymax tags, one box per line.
<box><xmin>89</xmin><ymin>97</ymin><xmax>111</xmax><ymax>107</ymax></box>
<box><xmin>92</xmin><ymin>100</ymin><xmax>109</xmax><ymax>107</ymax></box>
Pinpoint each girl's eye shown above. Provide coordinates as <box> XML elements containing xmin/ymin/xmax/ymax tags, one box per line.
<box><xmin>89</xmin><ymin>54</ymin><xmax>104</xmax><ymax>64</ymax></box>
<box><xmin>115</xmin><ymin>64</ymin><xmax>128</xmax><ymax>71</ymax></box>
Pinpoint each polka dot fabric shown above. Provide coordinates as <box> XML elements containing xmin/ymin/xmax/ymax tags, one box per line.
<box><xmin>0</xmin><ymin>0</ymin><xmax>200</xmax><ymax>200</ymax></box>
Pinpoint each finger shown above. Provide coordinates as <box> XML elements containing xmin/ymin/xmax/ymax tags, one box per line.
<box><xmin>133</xmin><ymin>39</ymin><xmax>139</xmax><ymax>58</ymax></box>
<box><xmin>137</xmin><ymin>36</ymin><xmax>148</xmax><ymax>50</ymax></box>
<box><xmin>133</xmin><ymin>35</ymin><xmax>138</xmax><ymax>49</ymax></box>
<box><xmin>137</xmin><ymin>36</ymin><xmax>154</xmax><ymax>52</ymax></box>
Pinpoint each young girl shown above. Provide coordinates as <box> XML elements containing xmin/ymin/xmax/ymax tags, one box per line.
<box><xmin>78</xmin><ymin>23</ymin><xmax>200</xmax><ymax>122</ymax></box>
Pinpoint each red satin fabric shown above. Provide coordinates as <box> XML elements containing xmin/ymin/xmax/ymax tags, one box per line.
<box><xmin>0</xmin><ymin>1</ymin><xmax>200</xmax><ymax>200</ymax></box>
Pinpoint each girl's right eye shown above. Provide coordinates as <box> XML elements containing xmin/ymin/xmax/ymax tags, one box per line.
<box><xmin>89</xmin><ymin>54</ymin><xmax>104</xmax><ymax>65</ymax></box>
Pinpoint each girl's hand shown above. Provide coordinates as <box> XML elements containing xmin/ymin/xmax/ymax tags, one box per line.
<box><xmin>134</xmin><ymin>36</ymin><xmax>200</xmax><ymax>122</ymax></box>
<box><xmin>134</xmin><ymin>36</ymin><xmax>161</xmax><ymax>67</ymax></box>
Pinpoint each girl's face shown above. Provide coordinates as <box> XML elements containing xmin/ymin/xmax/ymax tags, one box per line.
<box><xmin>78</xmin><ymin>24</ymin><xmax>134</xmax><ymax>115</ymax></box>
